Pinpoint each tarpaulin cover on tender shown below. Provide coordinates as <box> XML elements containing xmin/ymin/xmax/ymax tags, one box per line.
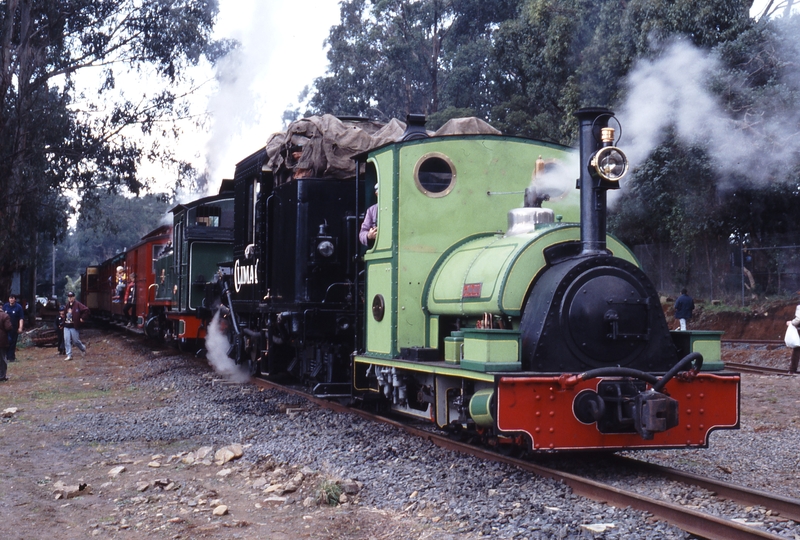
<box><xmin>433</xmin><ymin>117</ymin><xmax>501</xmax><ymax>136</ymax></box>
<box><xmin>266</xmin><ymin>114</ymin><xmax>500</xmax><ymax>185</ymax></box>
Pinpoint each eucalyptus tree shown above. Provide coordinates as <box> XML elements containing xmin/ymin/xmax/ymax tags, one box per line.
<box><xmin>309</xmin><ymin>0</ymin><xmax>521</xmax><ymax>126</ymax></box>
<box><xmin>0</xmin><ymin>0</ymin><xmax>228</xmax><ymax>294</ymax></box>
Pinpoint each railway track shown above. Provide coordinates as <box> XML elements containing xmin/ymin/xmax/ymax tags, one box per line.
<box><xmin>252</xmin><ymin>375</ymin><xmax>800</xmax><ymax>540</ymax></box>
<box><xmin>722</xmin><ymin>339</ymin><xmax>784</xmax><ymax>346</ymax></box>
<box><xmin>722</xmin><ymin>339</ymin><xmax>791</xmax><ymax>375</ymax></box>
<box><xmin>724</xmin><ymin>361</ymin><xmax>791</xmax><ymax>375</ymax></box>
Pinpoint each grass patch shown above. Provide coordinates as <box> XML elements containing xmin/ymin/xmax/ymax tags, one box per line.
<box><xmin>319</xmin><ymin>479</ymin><xmax>342</xmax><ymax>506</ymax></box>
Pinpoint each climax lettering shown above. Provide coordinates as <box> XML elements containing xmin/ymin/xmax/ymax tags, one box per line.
<box><xmin>233</xmin><ymin>258</ymin><xmax>259</xmax><ymax>292</ymax></box>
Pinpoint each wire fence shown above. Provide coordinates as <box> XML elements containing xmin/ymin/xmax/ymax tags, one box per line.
<box><xmin>632</xmin><ymin>238</ymin><xmax>800</xmax><ymax>306</ymax></box>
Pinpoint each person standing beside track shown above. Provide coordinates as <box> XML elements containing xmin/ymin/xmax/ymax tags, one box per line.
<box><xmin>3</xmin><ymin>294</ymin><xmax>24</xmax><ymax>362</ymax></box>
<box><xmin>786</xmin><ymin>293</ymin><xmax>800</xmax><ymax>375</ymax></box>
<box><xmin>0</xmin><ymin>308</ymin><xmax>13</xmax><ymax>381</ymax></box>
<box><xmin>674</xmin><ymin>288</ymin><xmax>695</xmax><ymax>332</ymax></box>
<box><xmin>63</xmin><ymin>292</ymin><xmax>89</xmax><ymax>361</ymax></box>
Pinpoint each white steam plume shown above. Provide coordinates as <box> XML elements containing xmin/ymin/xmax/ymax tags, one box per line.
<box><xmin>617</xmin><ymin>39</ymin><xmax>800</xmax><ymax>189</ymax></box>
<box><xmin>205</xmin><ymin>310</ymin><xmax>250</xmax><ymax>384</ymax></box>
<box><xmin>204</xmin><ymin>42</ymin><xmax>263</xmax><ymax>191</ymax></box>
<box><xmin>531</xmin><ymin>152</ymin><xmax>579</xmax><ymax>201</ymax></box>
<box><xmin>529</xmin><ymin>151</ymin><xmax>623</xmax><ymax>209</ymax></box>
<box><xmin>201</xmin><ymin>1</ymin><xmax>338</xmax><ymax>194</ymax></box>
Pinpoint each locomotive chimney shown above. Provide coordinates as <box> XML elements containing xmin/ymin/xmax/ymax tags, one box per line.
<box><xmin>574</xmin><ymin>107</ymin><xmax>615</xmax><ymax>255</ymax></box>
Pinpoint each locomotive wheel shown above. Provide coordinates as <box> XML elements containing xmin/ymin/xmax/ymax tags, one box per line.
<box><xmin>144</xmin><ymin>316</ymin><xmax>165</xmax><ymax>341</ymax></box>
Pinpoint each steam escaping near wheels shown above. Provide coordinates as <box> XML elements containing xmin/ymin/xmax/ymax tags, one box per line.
<box><xmin>205</xmin><ymin>311</ymin><xmax>250</xmax><ymax>383</ymax></box>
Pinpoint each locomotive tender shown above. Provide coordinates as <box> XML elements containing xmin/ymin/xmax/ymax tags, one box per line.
<box><xmin>220</xmin><ymin>108</ymin><xmax>740</xmax><ymax>452</ymax></box>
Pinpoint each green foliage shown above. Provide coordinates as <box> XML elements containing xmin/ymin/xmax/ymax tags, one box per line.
<box><xmin>610</xmin><ymin>136</ymin><xmax>724</xmax><ymax>253</ymax></box>
<box><xmin>311</xmin><ymin>0</ymin><xmax>751</xmax><ymax>145</ymax></box>
<box><xmin>0</xmin><ymin>0</ymin><xmax>226</xmax><ymax>295</ymax></box>
<box><xmin>309</xmin><ymin>0</ymin><xmax>523</xmax><ymax>121</ymax></box>
<box><xmin>37</xmin><ymin>192</ymin><xmax>172</xmax><ymax>298</ymax></box>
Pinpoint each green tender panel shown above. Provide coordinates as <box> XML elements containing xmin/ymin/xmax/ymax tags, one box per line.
<box><xmin>188</xmin><ymin>243</ymin><xmax>233</xmax><ymax>309</ymax></box>
<box><xmin>363</xmin><ymin>151</ymin><xmax>394</xmax><ymax>356</ymax></box>
<box><xmin>427</xmin><ymin>226</ymin><xmax>638</xmax><ymax>317</ymax></box>
<box><xmin>691</xmin><ymin>331</ymin><xmax>725</xmax><ymax>371</ymax></box>
<box><xmin>365</xmin><ymin>262</ymin><xmax>394</xmax><ymax>355</ymax></box>
<box><xmin>672</xmin><ymin>330</ymin><xmax>725</xmax><ymax>371</ymax></box>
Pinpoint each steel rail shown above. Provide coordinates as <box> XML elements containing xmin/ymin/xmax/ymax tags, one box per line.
<box><xmin>722</xmin><ymin>339</ymin><xmax>784</xmax><ymax>346</ymax></box>
<box><xmin>252</xmin><ymin>377</ymin><xmax>788</xmax><ymax>539</ymax></box>
<box><xmin>724</xmin><ymin>362</ymin><xmax>791</xmax><ymax>375</ymax></box>
<box><xmin>612</xmin><ymin>456</ymin><xmax>800</xmax><ymax>522</ymax></box>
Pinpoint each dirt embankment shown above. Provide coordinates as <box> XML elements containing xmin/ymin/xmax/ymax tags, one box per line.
<box><xmin>666</xmin><ymin>301</ymin><xmax>797</xmax><ymax>341</ymax></box>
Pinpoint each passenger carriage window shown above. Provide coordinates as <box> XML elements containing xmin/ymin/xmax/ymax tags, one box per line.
<box><xmin>195</xmin><ymin>205</ymin><xmax>221</xmax><ymax>227</ymax></box>
<box><xmin>414</xmin><ymin>153</ymin><xmax>456</xmax><ymax>197</ymax></box>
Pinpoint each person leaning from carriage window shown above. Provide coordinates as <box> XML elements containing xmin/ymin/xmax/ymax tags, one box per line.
<box><xmin>123</xmin><ymin>274</ymin><xmax>136</xmax><ymax>327</ymax></box>
<box><xmin>673</xmin><ymin>288</ymin><xmax>695</xmax><ymax>331</ymax></box>
<box><xmin>359</xmin><ymin>184</ymin><xmax>379</xmax><ymax>248</ymax></box>
<box><xmin>786</xmin><ymin>292</ymin><xmax>800</xmax><ymax>375</ymax></box>
<box><xmin>63</xmin><ymin>292</ymin><xmax>88</xmax><ymax>361</ymax></box>
<box><xmin>114</xmin><ymin>265</ymin><xmax>126</xmax><ymax>302</ymax></box>
<box><xmin>3</xmin><ymin>294</ymin><xmax>24</xmax><ymax>362</ymax></box>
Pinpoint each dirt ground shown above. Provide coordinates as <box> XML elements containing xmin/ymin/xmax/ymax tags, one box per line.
<box><xmin>669</xmin><ymin>299</ymin><xmax>799</xmax><ymax>342</ymax></box>
<box><xmin>0</xmin><ymin>302</ymin><xmax>799</xmax><ymax>540</ymax></box>
<box><xmin>0</xmin><ymin>329</ymin><xmax>455</xmax><ymax>540</ymax></box>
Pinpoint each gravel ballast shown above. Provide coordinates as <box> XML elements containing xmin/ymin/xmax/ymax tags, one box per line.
<box><xmin>4</xmin><ymin>329</ymin><xmax>799</xmax><ymax>539</ymax></box>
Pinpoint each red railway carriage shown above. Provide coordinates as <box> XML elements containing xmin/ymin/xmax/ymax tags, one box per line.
<box><xmin>83</xmin><ymin>225</ymin><xmax>172</xmax><ymax>327</ymax></box>
<box><xmin>124</xmin><ymin>225</ymin><xmax>172</xmax><ymax>327</ymax></box>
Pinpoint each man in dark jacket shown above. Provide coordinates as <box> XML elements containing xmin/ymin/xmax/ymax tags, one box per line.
<box><xmin>56</xmin><ymin>307</ymin><xmax>66</xmax><ymax>355</ymax></box>
<box><xmin>63</xmin><ymin>292</ymin><xmax>89</xmax><ymax>361</ymax></box>
<box><xmin>0</xmin><ymin>309</ymin><xmax>13</xmax><ymax>381</ymax></box>
<box><xmin>3</xmin><ymin>294</ymin><xmax>24</xmax><ymax>362</ymax></box>
<box><xmin>674</xmin><ymin>288</ymin><xmax>695</xmax><ymax>331</ymax></box>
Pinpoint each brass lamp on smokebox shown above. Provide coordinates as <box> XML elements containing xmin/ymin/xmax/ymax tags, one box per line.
<box><xmin>589</xmin><ymin>127</ymin><xmax>628</xmax><ymax>187</ymax></box>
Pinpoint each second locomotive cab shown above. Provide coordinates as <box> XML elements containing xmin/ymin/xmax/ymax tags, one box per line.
<box><xmin>219</xmin><ymin>110</ymin><xmax>740</xmax><ymax>453</ymax></box>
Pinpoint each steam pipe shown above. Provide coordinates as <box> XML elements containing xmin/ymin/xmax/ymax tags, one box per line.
<box><xmin>222</xmin><ymin>283</ymin><xmax>241</xmax><ymax>336</ymax></box>
<box><xmin>574</xmin><ymin>107</ymin><xmax>613</xmax><ymax>255</ymax></box>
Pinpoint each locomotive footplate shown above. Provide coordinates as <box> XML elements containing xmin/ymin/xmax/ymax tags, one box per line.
<box><xmin>495</xmin><ymin>373</ymin><xmax>740</xmax><ymax>451</ymax></box>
